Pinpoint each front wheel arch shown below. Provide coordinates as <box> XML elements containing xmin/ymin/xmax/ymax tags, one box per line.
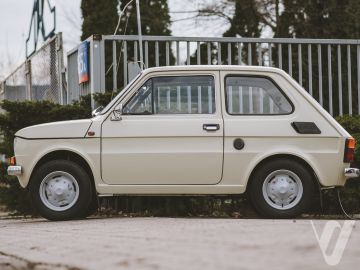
<box><xmin>29</xmin><ymin>150</ymin><xmax>96</xmax><ymax>194</ymax></box>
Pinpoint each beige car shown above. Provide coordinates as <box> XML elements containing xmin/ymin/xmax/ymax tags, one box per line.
<box><xmin>7</xmin><ymin>65</ymin><xmax>359</xmax><ymax>220</ymax></box>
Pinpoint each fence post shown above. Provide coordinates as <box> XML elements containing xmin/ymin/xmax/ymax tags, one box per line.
<box><xmin>25</xmin><ymin>60</ymin><xmax>32</xmax><ymax>101</ymax></box>
<box><xmin>56</xmin><ymin>33</ymin><xmax>65</xmax><ymax>104</ymax></box>
<box><xmin>89</xmin><ymin>34</ymin><xmax>105</xmax><ymax>110</ymax></box>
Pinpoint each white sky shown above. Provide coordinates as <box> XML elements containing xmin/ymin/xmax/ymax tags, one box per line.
<box><xmin>0</xmin><ymin>0</ymin><xmax>233</xmax><ymax>79</ymax></box>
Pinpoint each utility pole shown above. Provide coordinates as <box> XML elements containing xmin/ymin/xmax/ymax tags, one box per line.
<box><xmin>136</xmin><ymin>0</ymin><xmax>143</xmax><ymax>70</ymax></box>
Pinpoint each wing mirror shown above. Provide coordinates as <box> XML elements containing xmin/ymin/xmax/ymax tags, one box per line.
<box><xmin>91</xmin><ymin>106</ymin><xmax>104</xmax><ymax>117</ymax></box>
<box><xmin>110</xmin><ymin>103</ymin><xmax>123</xmax><ymax>121</ymax></box>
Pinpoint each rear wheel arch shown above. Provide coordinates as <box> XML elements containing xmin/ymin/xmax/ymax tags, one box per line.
<box><xmin>246</xmin><ymin>154</ymin><xmax>320</xmax><ymax>218</ymax></box>
<box><xmin>246</xmin><ymin>154</ymin><xmax>320</xmax><ymax>192</ymax></box>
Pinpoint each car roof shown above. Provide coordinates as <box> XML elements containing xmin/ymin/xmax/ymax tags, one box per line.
<box><xmin>141</xmin><ymin>65</ymin><xmax>285</xmax><ymax>75</ymax></box>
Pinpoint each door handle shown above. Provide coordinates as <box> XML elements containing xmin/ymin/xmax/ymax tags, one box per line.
<box><xmin>203</xmin><ymin>124</ymin><xmax>220</xmax><ymax>131</ymax></box>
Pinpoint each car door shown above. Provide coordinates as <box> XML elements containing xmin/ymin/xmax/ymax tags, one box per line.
<box><xmin>101</xmin><ymin>72</ymin><xmax>224</xmax><ymax>185</ymax></box>
<box><xmin>220</xmin><ymin>71</ymin><xmax>297</xmax><ymax>186</ymax></box>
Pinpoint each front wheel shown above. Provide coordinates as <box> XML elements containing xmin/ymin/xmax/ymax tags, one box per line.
<box><xmin>248</xmin><ymin>159</ymin><xmax>315</xmax><ymax>218</ymax></box>
<box><xmin>29</xmin><ymin>160</ymin><xmax>93</xmax><ymax>221</ymax></box>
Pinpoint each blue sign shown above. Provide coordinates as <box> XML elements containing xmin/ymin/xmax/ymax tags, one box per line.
<box><xmin>78</xmin><ymin>41</ymin><xmax>89</xmax><ymax>84</ymax></box>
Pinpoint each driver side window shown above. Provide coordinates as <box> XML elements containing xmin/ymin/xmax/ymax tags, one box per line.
<box><xmin>123</xmin><ymin>75</ymin><xmax>216</xmax><ymax>115</ymax></box>
<box><xmin>123</xmin><ymin>79</ymin><xmax>153</xmax><ymax>114</ymax></box>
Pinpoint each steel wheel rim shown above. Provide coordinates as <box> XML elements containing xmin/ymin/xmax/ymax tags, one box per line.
<box><xmin>39</xmin><ymin>171</ymin><xmax>79</xmax><ymax>212</ymax></box>
<box><xmin>262</xmin><ymin>169</ymin><xmax>303</xmax><ymax>210</ymax></box>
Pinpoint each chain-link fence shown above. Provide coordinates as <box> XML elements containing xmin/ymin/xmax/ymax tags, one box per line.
<box><xmin>1</xmin><ymin>33</ymin><xmax>65</xmax><ymax>104</ymax></box>
<box><xmin>2</xmin><ymin>64</ymin><xmax>27</xmax><ymax>101</ymax></box>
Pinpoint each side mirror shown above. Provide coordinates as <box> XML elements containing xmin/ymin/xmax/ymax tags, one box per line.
<box><xmin>91</xmin><ymin>106</ymin><xmax>104</xmax><ymax>117</ymax></box>
<box><xmin>110</xmin><ymin>103</ymin><xmax>123</xmax><ymax>121</ymax></box>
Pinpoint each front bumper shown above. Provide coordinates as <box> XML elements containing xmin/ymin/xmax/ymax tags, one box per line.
<box><xmin>344</xmin><ymin>168</ymin><xmax>360</xmax><ymax>178</ymax></box>
<box><xmin>7</xmin><ymin>165</ymin><xmax>22</xmax><ymax>176</ymax></box>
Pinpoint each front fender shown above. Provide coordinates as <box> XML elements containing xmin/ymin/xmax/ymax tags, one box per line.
<box><xmin>15</xmin><ymin>137</ymin><xmax>101</xmax><ymax>188</ymax></box>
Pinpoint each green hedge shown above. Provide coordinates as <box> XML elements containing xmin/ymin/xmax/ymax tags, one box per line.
<box><xmin>329</xmin><ymin>115</ymin><xmax>360</xmax><ymax>215</ymax></box>
<box><xmin>0</xmin><ymin>96</ymin><xmax>359</xmax><ymax>216</ymax></box>
<box><xmin>336</xmin><ymin>115</ymin><xmax>360</xmax><ymax>166</ymax></box>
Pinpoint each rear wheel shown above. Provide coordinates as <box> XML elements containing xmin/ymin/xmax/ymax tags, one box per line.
<box><xmin>29</xmin><ymin>160</ymin><xmax>93</xmax><ymax>221</ymax></box>
<box><xmin>249</xmin><ymin>159</ymin><xmax>315</xmax><ymax>218</ymax></box>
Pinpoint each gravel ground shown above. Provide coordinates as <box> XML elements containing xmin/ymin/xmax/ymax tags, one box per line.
<box><xmin>0</xmin><ymin>217</ymin><xmax>359</xmax><ymax>270</ymax></box>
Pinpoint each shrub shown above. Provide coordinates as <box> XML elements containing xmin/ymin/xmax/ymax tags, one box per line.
<box><xmin>336</xmin><ymin>115</ymin><xmax>360</xmax><ymax>167</ymax></box>
<box><xmin>0</xmin><ymin>99</ymin><xmax>91</xmax><ymax>156</ymax></box>
<box><xmin>326</xmin><ymin>115</ymin><xmax>360</xmax><ymax>214</ymax></box>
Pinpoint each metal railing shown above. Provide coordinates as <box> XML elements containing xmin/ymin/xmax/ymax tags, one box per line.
<box><xmin>67</xmin><ymin>35</ymin><xmax>360</xmax><ymax>116</ymax></box>
<box><xmin>1</xmin><ymin>33</ymin><xmax>65</xmax><ymax>104</ymax></box>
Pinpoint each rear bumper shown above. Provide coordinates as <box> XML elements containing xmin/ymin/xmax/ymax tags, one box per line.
<box><xmin>7</xmin><ymin>165</ymin><xmax>22</xmax><ymax>176</ymax></box>
<box><xmin>344</xmin><ymin>168</ymin><xmax>360</xmax><ymax>178</ymax></box>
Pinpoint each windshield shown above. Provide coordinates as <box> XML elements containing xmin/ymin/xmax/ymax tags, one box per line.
<box><xmin>99</xmin><ymin>72</ymin><xmax>142</xmax><ymax>115</ymax></box>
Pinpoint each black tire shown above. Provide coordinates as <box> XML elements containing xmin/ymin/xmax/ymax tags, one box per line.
<box><xmin>82</xmin><ymin>191</ymin><xmax>99</xmax><ymax>218</ymax></box>
<box><xmin>248</xmin><ymin>158</ymin><xmax>315</xmax><ymax>218</ymax></box>
<box><xmin>29</xmin><ymin>160</ymin><xmax>93</xmax><ymax>221</ymax></box>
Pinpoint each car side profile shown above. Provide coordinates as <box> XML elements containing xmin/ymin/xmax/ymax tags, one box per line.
<box><xmin>7</xmin><ymin>65</ymin><xmax>359</xmax><ymax>220</ymax></box>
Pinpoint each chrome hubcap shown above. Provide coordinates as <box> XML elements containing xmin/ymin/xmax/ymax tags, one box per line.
<box><xmin>262</xmin><ymin>169</ymin><xmax>303</xmax><ymax>210</ymax></box>
<box><xmin>39</xmin><ymin>171</ymin><xmax>79</xmax><ymax>211</ymax></box>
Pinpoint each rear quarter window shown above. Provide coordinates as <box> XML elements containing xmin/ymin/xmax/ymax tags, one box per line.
<box><xmin>225</xmin><ymin>76</ymin><xmax>294</xmax><ymax>115</ymax></box>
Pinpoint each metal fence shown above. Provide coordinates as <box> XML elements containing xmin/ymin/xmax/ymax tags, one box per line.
<box><xmin>1</xmin><ymin>33</ymin><xmax>65</xmax><ymax>104</ymax></box>
<box><xmin>68</xmin><ymin>35</ymin><xmax>360</xmax><ymax>117</ymax></box>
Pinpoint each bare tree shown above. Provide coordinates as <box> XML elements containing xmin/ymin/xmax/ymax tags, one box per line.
<box><xmin>171</xmin><ymin>0</ymin><xmax>282</xmax><ymax>37</ymax></box>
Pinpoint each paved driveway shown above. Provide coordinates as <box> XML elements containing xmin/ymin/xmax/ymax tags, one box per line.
<box><xmin>0</xmin><ymin>217</ymin><xmax>359</xmax><ymax>270</ymax></box>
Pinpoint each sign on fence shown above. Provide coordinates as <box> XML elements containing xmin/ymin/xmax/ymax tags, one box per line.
<box><xmin>78</xmin><ymin>41</ymin><xmax>89</xmax><ymax>84</ymax></box>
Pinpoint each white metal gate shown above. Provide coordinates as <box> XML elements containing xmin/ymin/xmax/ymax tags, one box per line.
<box><xmin>67</xmin><ymin>35</ymin><xmax>360</xmax><ymax>117</ymax></box>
